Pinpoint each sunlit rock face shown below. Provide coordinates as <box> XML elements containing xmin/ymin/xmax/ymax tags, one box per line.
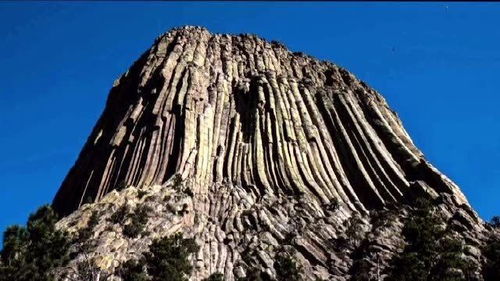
<box><xmin>52</xmin><ymin>26</ymin><xmax>489</xmax><ymax>281</ymax></box>
<box><xmin>53</xmin><ymin>26</ymin><xmax>468</xmax><ymax>215</ymax></box>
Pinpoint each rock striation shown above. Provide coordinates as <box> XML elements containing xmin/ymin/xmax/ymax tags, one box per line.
<box><xmin>54</xmin><ymin>26</ymin><xmax>469</xmax><ymax>215</ymax></box>
<box><xmin>52</xmin><ymin>26</ymin><xmax>493</xmax><ymax>281</ymax></box>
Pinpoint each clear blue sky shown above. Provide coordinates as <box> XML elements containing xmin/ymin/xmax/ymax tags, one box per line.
<box><xmin>1</xmin><ymin>2</ymin><xmax>499</xmax><ymax>234</ymax></box>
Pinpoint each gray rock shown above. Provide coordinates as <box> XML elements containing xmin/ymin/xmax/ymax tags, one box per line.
<box><xmin>52</xmin><ymin>26</ymin><xmax>494</xmax><ymax>281</ymax></box>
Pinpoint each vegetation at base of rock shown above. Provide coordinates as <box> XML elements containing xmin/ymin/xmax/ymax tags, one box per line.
<box><xmin>490</xmin><ymin>216</ymin><xmax>500</xmax><ymax>228</ymax></box>
<box><xmin>109</xmin><ymin>205</ymin><xmax>129</xmax><ymax>224</ymax></box>
<box><xmin>274</xmin><ymin>252</ymin><xmax>302</xmax><ymax>281</ymax></box>
<box><xmin>386</xmin><ymin>199</ymin><xmax>473</xmax><ymax>281</ymax></box>
<box><xmin>0</xmin><ymin>205</ymin><xmax>70</xmax><ymax>281</ymax></box>
<box><xmin>63</xmin><ymin>253</ymin><xmax>113</xmax><ymax>281</ymax></box>
<box><xmin>345</xmin><ymin>214</ymin><xmax>365</xmax><ymax>246</ymax></box>
<box><xmin>118</xmin><ymin>260</ymin><xmax>149</xmax><ymax>281</ymax></box>
<box><xmin>116</xmin><ymin>181</ymin><xmax>127</xmax><ymax>191</ymax></box>
<box><xmin>237</xmin><ymin>268</ymin><xmax>272</xmax><ymax>281</ymax></box>
<box><xmin>119</xmin><ymin>233</ymin><xmax>199</xmax><ymax>281</ymax></box>
<box><xmin>172</xmin><ymin>174</ymin><xmax>183</xmax><ymax>190</ymax></box>
<box><xmin>77</xmin><ymin>210</ymin><xmax>100</xmax><ymax>243</ymax></box>
<box><xmin>324</xmin><ymin>198</ymin><xmax>340</xmax><ymax>212</ymax></box>
<box><xmin>203</xmin><ymin>272</ymin><xmax>224</xmax><ymax>281</ymax></box>
<box><xmin>482</xmin><ymin>235</ymin><xmax>500</xmax><ymax>281</ymax></box>
<box><xmin>349</xmin><ymin>258</ymin><xmax>372</xmax><ymax>281</ymax></box>
<box><xmin>237</xmin><ymin>250</ymin><xmax>302</xmax><ymax>281</ymax></box>
<box><xmin>123</xmin><ymin>205</ymin><xmax>153</xmax><ymax>238</ymax></box>
<box><xmin>137</xmin><ymin>190</ymin><xmax>148</xmax><ymax>199</ymax></box>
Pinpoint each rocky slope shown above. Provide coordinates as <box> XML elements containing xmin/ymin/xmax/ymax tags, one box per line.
<box><xmin>53</xmin><ymin>26</ymin><xmax>493</xmax><ymax>280</ymax></box>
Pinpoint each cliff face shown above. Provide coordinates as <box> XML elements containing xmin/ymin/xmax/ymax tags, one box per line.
<box><xmin>53</xmin><ymin>26</ymin><xmax>490</xmax><ymax>280</ymax></box>
<box><xmin>54</xmin><ymin>26</ymin><xmax>468</xmax><ymax>216</ymax></box>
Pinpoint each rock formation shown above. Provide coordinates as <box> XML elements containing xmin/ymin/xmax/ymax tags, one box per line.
<box><xmin>52</xmin><ymin>26</ymin><xmax>493</xmax><ymax>281</ymax></box>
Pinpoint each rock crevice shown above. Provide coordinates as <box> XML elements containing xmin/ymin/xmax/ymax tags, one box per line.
<box><xmin>53</xmin><ymin>26</ymin><xmax>469</xmax><ymax>217</ymax></box>
<box><xmin>52</xmin><ymin>26</ymin><xmax>490</xmax><ymax>281</ymax></box>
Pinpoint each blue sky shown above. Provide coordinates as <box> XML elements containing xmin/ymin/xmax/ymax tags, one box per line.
<box><xmin>0</xmin><ymin>2</ymin><xmax>499</xmax><ymax>234</ymax></box>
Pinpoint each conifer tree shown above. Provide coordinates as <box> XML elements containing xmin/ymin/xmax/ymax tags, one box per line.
<box><xmin>0</xmin><ymin>205</ymin><xmax>70</xmax><ymax>281</ymax></box>
<box><xmin>482</xmin><ymin>236</ymin><xmax>500</xmax><ymax>281</ymax></box>
<box><xmin>387</xmin><ymin>199</ymin><xmax>472</xmax><ymax>281</ymax></box>
<box><xmin>119</xmin><ymin>233</ymin><xmax>199</xmax><ymax>281</ymax></box>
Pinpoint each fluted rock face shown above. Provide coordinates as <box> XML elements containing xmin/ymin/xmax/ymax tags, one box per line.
<box><xmin>54</xmin><ymin>26</ymin><xmax>468</xmax><ymax>216</ymax></box>
<box><xmin>52</xmin><ymin>26</ymin><xmax>491</xmax><ymax>281</ymax></box>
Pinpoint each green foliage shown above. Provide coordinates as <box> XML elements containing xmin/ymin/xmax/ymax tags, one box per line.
<box><xmin>0</xmin><ymin>205</ymin><xmax>70</xmax><ymax>281</ymax></box>
<box><xmin>401</xmin><ymin>199</ymin><xmax>443</xmax><ymax>258</ymax></box>
<box><xmin>388</xmin><ymin>252</ymin><xmax>427</xmax><ymax>281</ymax></box>
<box><xmin>490</xmin><ymin>216</ymin><xmax>500</xmax><ymax>228</ymax></box>
<box><xmin>77</xmin><ymin>210</ymin><xmax>100</xmax><ymax>242</ymax></box>
<box><xmin>83</xmin><ymin>196</ymin><xmax>93</xmax><ymax>205</ymax></box>
<box><xmin>237</xmin><ymin>268</ymin><xmax>272</xmax><ymax>281</ymax></box>
<box><xmin>110</xmin><ymin>204</ymin><xmax>129</xmax><ymax>224</ymax></box>
<box><xmin>123</xmin><ymin>205</ymin><xmax>153</xmax><ymax>238</ymax></box>
<box><xmin>119</xmin><ymin>233</ymin><xmax>199</xmax><ymax>281</ymax></box>
<box><xmin>345</xmin><ymin>214</ymin><xmax>365</xmax><ymax>245</ymax></box>
<box><xmin>145</xmin><ymin>233</ymin><xmax>199</xmax><ymax>281</ymax></box>
<box><xmin>68</xmin><ymin>255</ymin><xmax>113</xmax><ymax>281</ymax></box>
<box><xmin>137</xmin><ymin>190</ymin><xmax>148</xmax><ymax>199</ymax></box>
<box><xmin>274</xmin><ymin>253</ymin><xmax>302</xmax><ymax>281</ymax></box>
<box><xmin>203</xmin><ymin>272</ymin><xmax>224</xmax><ymax>281</ymax></box>
<box><xmin>116</xmin><ymin>181</ymin><xmax>127</xmax><ymax>191</ymax></box>
<box><xmin>349</xmin><ymin>258</ymin><xmax>372</xmax><ymax>281</ymax></box>
<box><xmin>430</xmin><ymin>238</ymin><xmax>469</xmax><ymax>281</ymax></box>
<box><xmin>482</xmin><ymin>237</ymin><xmax>500</xmax><ymax>281</ymax></box>
<box><xmin>172</xmin><ymin>174</ymin><xmax>183</xmax><ymax>190</ymax></box>
<box><xmin>386</xmin><ymin>199</ymin><xmax>472</xmax><ymax>281</ymax></box>
<box><xmin>118</xmin><ymin>259</ymin><xmax>149</xmax><ymax>281</ymax></box>
<box><xmin>1</xmin><ymin>225</ymin><xmax>29</xmax><ymax>266</ymax></box>
<box><xmin>324</xmin><ymin>199</ymin><xmax>340</xmax><ymax>212</ymax></box>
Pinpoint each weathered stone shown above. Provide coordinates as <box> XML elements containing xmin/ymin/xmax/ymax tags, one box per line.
<box><xmin>51</xmin><ymin>26</ymin><xmax>494</xmax><ymax>281</ymax></box>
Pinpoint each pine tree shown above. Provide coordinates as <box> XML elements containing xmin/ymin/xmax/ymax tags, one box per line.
<box><xmin>203</xmin><ymin>273</ymin><xmax>224</xmax><ymax>281</ymax></box>
<box><xmin>387</xmin><ymin>199</ymin><xmax>472</xmax><ymax>281</ymax></box>
<box><xmin>482</xmin><ymin>236</ymin><xmax>500</xmax><ymax>281</ymax></box>
<box><xmin>119</xmin><ymin>233</ymin><xmax>199</xmax><ymax>281</ymax></box>
<box><xmin>274</xmin><ymin>253</ymin><xmax>302</xmax><ymax>281</ymax></box>
<box><xmin>0</xmin><ymin>205</ymin><xmax>70</xmax><ymax>281</ymax></box>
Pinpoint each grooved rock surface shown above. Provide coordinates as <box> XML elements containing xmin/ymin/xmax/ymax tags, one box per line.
<box><xmin>52</xmin><ymin>26</ymin><xmax>493</xmax><ymax>280</ymax></box>
<box><xmin>54</xmin><ymin>26</ymin><xmax>469</xmax><ymax>215</ymax></box>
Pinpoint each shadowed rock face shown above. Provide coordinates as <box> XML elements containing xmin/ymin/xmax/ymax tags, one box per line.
<box><xmin>52</xmin><ymin>26</ymin><xmax>491</xmax><ymax>281</ymax></box>
<box><xmin>53</xmin><ymin>26</ymin><xmax>469</xmax><ymax>216</ymax></box>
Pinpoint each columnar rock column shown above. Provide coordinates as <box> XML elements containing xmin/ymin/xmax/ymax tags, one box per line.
<box><xmin>53</xmin><ymin>26</ymin><xmax>494</xmax><ymax>281</ymax></box>
<box><xmin>53</xmin><ymin>26</ymin><xmax>470</xmax><ymax>216</ymax></box>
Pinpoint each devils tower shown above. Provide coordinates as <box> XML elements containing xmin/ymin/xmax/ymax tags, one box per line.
<box><xmin>51</xmin><ymin>26</ymin><xmax>495</xmax><ymax>280</ymax></box>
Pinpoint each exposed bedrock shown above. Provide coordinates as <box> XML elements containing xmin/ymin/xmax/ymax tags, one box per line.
<box><xmin>53</xmin><ymin>26</ymin><xmax>471</xmax><ymax>218</ymax></box>
<box><xmin>51</xmin><ymin>26</ymin><xmax>496</xmax><ymax>281</ymax></box>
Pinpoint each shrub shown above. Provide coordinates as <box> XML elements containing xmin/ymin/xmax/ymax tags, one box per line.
<box><xmin>138</xmin><ymin>190</ymin><xmax>148</xmax><ymax>199</ymax></box>
<box><xmin>145</xmin><ymin>233</ymin><xmax>199</xmax><ymax>281</ymax></box>
<box><xmin>109</xmin><ymin>205</ymin><xmax>128</xmax><ymax>224</ymax></box>
<box><xmin>386</xmin><ymin>199</ymin><xmax>473</xmax><ymax>281</ymax></box>
<box><xmin>325</xmin><ymin>199</ymin><xmax>340</xmax><ymax>212</ymax></box>
<box><xmin>345</xmin><ymin>214</ymin><xmax>365</xmax><ymax>245</ymax></box>
<box><xmin>237</xmin><ymin>268</ymin><xmax>272</xmax><ymax>281</ymax></box>
<box><xmin>274</xmin><ymin>252</ymin><xmax>302</xmax><ymax>281</ymax></box>
<box><xmin>120</xmin><ymin>233</ymin><xmax>199</xmax><ymax>281</ymax></box>
<box><xmin>172</xmin><ymin>174</ymin><xmax>183</xmax><ymax>190</ymax></box>
<box><xmin>118</xmin><ymin>259</ymin><xmax>149</xmax><ymax>281</ymax></box>
<box><xmin>77</xmin><ymin>210</ymin><xmax>100</xmax><ymax>242</ymax></box>
<box><xmin>116</xmin><ymin>181</ymin><xmax>127</xmax><ymax>191</ymax></box>
<box><xmin>482</xmin><ymin>237</ymin><xmax>500</xmax><ymax>281</ymax></box>
<box><xmin>349</xmin><ymin>258</ymin><xmax>372</xmax><ymax>281</ymax></box>
<box><xmin>203</xmin><ymin>273</ymin><xmax>224</xmax><ymax>281</ymax></box>
<box><xmin>123</xmin><ymin>205</ymin><xmax>153</xmax><ymax>238</ymax></box>
<box><xmin>490</xmin><ymin>216</ymin><xmax>500</xmax><ymax>228</ymax></box>
<box><xmin>0</xmin><ymin>205</ymin><xmax>70</xmax><ymax>281</ymax></box>
<box><xmin>67</xmin><ymin>254</ymin><xmax>113</xmax><ymax>281</ymax></box>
